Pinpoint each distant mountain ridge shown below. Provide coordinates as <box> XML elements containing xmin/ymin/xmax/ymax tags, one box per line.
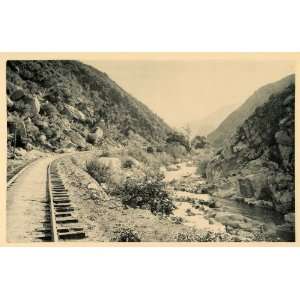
<box><xmin>207</xmin><ymin>74</ymin><xmax>295</xmax><ymax>146</ymax></box>
<box><xmin>188</xmin><ymin>103</ymin><xmax>240</xmax><ymax>137</ymax></box>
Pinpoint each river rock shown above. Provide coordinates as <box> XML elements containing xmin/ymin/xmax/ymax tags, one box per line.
<box><xmin>215</xmin><ymin>212</ymin><xmax>261</xmax><ymax>231</ymax></box>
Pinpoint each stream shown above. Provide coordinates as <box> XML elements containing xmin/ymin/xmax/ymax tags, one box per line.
<box><xmin>163</xmin><ymin>162</ymin><xmax>293</xmax><ymax>242</ymax></box>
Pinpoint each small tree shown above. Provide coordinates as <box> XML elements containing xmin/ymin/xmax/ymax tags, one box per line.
<box><xmin>166</xmin><ymin>131</ymin><xmax>191</xmax><ymax>152</ymax></box>
<box><xmin>191</xmin><ymin>135</ymin><xmax>207</xmax><ymax>149</ymax></box>
<box><xmin>196</xmin><ymin>159</ymin><xmax>209</xmax><ymax>178</ymax></box>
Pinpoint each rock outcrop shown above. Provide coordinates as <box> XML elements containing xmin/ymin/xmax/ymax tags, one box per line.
<box><xmin>208</xmin><ymin>74</ymin><xmax>295</xmax><ymax>147</ymax></box>
<box><xmin>207</xmin><ymin>82</ymin><xmax>295</xmax><ymax>215</ymax></box>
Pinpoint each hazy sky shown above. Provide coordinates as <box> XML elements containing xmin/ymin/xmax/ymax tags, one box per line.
<box><xmin>87</xmin><ymin>59</ymin><xmax>295</xmax><ymax>128</ymax></box>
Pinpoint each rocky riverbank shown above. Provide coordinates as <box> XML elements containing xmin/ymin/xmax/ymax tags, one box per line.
<box><xmin>164</xmin><ymin>161</ymin><xmax>294</xmax><ymax>242</ymax></box>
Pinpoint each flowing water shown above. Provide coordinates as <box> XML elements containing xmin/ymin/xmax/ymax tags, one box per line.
<box><xmin>164</xmin><ymin>162</ymin><xmax>294</xmax><ymax>241</ymax></box>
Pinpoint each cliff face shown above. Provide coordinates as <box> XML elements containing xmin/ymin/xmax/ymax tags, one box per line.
<box><xmin>6</xmin><ymin>60</ymin><xmax>172</xmax><ymax>153</ymax></box>
<box><xmin>207</xmin><ymin>74</ymin><xmax>295</xmax><ymax>147</ymax></box>
<box><xmin>206</xmin><ymin>83</ymin><xmax>295</xmax><ymax>215</ymax></box>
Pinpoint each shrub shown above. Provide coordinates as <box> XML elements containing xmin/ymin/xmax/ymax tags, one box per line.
<box><xmin>127</xmin><ymin>146</ymin><xmax>149</xmax><ymax>164</ymax></box>
<box><xmin>156</xmin><ymin>146</ymin><xmax>163</xmax><ymax>153</ymax></box>
<box><xmin>175</xmin><ymin>231</ymin><xmax>233</xmax><ymax>242</ymax></box>
<box><xmin>165</xmin><ymin>143</ymin><xmax>187</xmax><ymax>160</ymax></box>
<box><xmin>166</xmin><ymin>131</ymin><xmax>191</xmax><ymax>152</ymax></box>
<box><xmin>171</xmin><ymin>216</ymin><xmax>184</xmax><ymax>224</ymax></box>
<box><xmin>110</xmin><ymin>224</ymin><xmax>141</xmax><ymax>242</ymax></box>
<box><xmin>86</xmin><ymin>158</ymin><xmax>112</xmax><ymax>184</ymax></box>
<box><xmin>116</xmin><ymin>173</ymin><xmax>175</xmax><ymax>215</ymax></box>
<box><xmin>146</xmin><ymin>146</ymin><xmax>154</xmax><ymax>153</ymax></box>
<box><xmin>196</xmin><ymin>159</ymin><xmax>209</xmax><ymax>178</ymax></box>
<box><xmin>122</xmin><ymin>158</ymin><xmax>134</xmax><ymax>168</ymax></box>
<box><xmin>191</xmin><ymin>135</ymin><xmax>207</xmax><ymax>149</ymax></box>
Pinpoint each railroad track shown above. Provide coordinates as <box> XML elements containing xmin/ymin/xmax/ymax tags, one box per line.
<box><xmin>7</xmin><ymin>154</ymin><xmax>87</xmax><ymax>242</ymax></box>
<box><xmin>47</xmin><ymin>159</ymin><xmax>86</xmax><ymax>241</ymax></box>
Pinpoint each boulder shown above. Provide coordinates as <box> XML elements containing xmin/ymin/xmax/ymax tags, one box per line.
<box><xmin>68</xmin><ymin>131</ymin><xmax>86</xmax><ymax>148</ymax></box>
<box><xmin>25</xmin><ymin>143</ymin><xmax>34</xmax><ymax>151</ymax></box>
<box><xmin>275</xmin><ymin>130</ymin><xmax>293</xmax><ymax>146</ymax></box>
<box><xmin>64</xmin><ymin>104</ymin><xmax>86</xmax><ymax>122</ymax></box>
<box><xmin>273</xmin><ymin>190</ymin><xmax>294</xmax><ymax>213</ymax></box>
<box><xmin>38</xmin><ymin>134</ymin><xmax>47</xmax><ymax>144</ymax></box>
<box><xmin>284</xmin><ymin>212</ymin><xmax>295</xmax><ymax>224</ymax></box>
<box><xmin>33</xmin><ymin>118</ymin><xmax>48</xmax><ymax>130</ymax></box>
<box><xmin>278</xmin><ymin>144</ymin><xmax>293</xmax><ymax>169</ymax></box>
<box><xmin>7</xmin><ymin>96</ymin><xmax>14</xmax><ymax>108</ymax></box>
<box><xmin>87</xmin><ymin>127</ymin><xmax>104</xmax><ymax>144</ymax></box>
<box><xmin>87</xmin><ymin>182</ymin><xmax>99</xmax><ymax>190</ymax></box>
<box><xmin>166</xmin><ymin>165</ymin><xmax>180</xmax><ymax>171</ymax></box>
<box><xmin>215</xmin><ymin>212</ymin><xmax>261</xmax><ymax>231</ymax></box>
<box><xmin>30</xmin><ymin>96</ymin><xmax>41</xmax><ymax>115</ymax></box>
<box><xmin>10</xmin><ymin>89</ymin><xmax>25</xmax><ymax>101</ymax></box>
<box><xmin>283</xmin><ymin>95</ymin><xmax>294</xmax><ymax>106</ymax></box>
<box><xmin>18</xmin><ymin>95</ymin><xmax>41</xmax><ymax>117</ymax></box>
<box><xmin>15</xmin><ymin>147</ymin><xmax>27</xmax><ymax>157</ymax></box>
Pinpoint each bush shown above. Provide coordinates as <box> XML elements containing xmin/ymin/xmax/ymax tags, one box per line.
<box><xmin>171</xmin><ymin>216</ymin><xmax>184</xmax><ymax>224</ymax></box>
<box><xmin>156</xmin><ymin>146</ymin><xmax>163</xmax><ymax>153</ymax></box>
<box><xmin>165</xmin><ymin>143</ymin><xmax>187</xmax><ymax>160</ymax></box>
<box><xmin>146</xmin><ymin>146</ymin><xmax>154</xmax><ymax>153</ymax></box>
<box><xmin>166</xmin><ymin>131</ymin><xmax>191</xmax><ymax>152</ymax></box>
<box><xmin>110</xmin><ymin>224</ymin><xmax>141</xmax><ymax>242</ymax></box>
<box><xmin>191</xmin><ymin>135</ymin><xmax>207</xmax><ymax>149</ymax></box>
<box><xmin>127</xmin><ymin>146</ymin><xmax>149</xmax><ymax>164</ymax></box>
<box><xmin>122</xmin><ymin>158</ymin><xmax>135</xmax><ymax>168</ymax></box>
<box><xmin>86</xmin><ymin>158</ymin><xmax>112</xmax><ymax>184</ymax></box>
<box><xmin>175</xmin><ymin>231</ymin><xmax>233</xmax><ymax>242</ymax></box>
<box><xmin>117</xmin><ymin>173</ymin><xmax>175</xmax><ymax>215</ymax></box>
<box><xmin>196</xmin><ymin>159</ymin><xmax>209</xmax><ymax>178</ymax></box>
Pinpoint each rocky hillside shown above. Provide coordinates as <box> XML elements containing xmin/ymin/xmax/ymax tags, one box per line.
<box><xmin>206</xmin><ymin>82</ymin><xmax>295</xmax><ymax>216</ymax></box>
<box><xmin>6</xmin><ymin>60</ymin><xmax>172</xmax><ymax>154</ymax></box>
<box><xmin>207</xmin><ymin>74</ymin><xmax>295</xmax><ymax>147</ymax></box>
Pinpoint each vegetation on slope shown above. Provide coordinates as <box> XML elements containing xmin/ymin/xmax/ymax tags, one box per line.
<box><xmin>207</xmin><ymin>74</ymin><xmax>295</xmax><ymax>146</ymax></box>
<box><xmin>7</xmin><ymin>60</ymin><xmax>173</xmax><ymax>154</ymax></box>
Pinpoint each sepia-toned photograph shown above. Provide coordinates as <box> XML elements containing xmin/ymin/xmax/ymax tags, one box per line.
<box><xmin>5</xmin><ymin>56</ymin><xmax>296</xmax><ymax>244</ymax></box>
